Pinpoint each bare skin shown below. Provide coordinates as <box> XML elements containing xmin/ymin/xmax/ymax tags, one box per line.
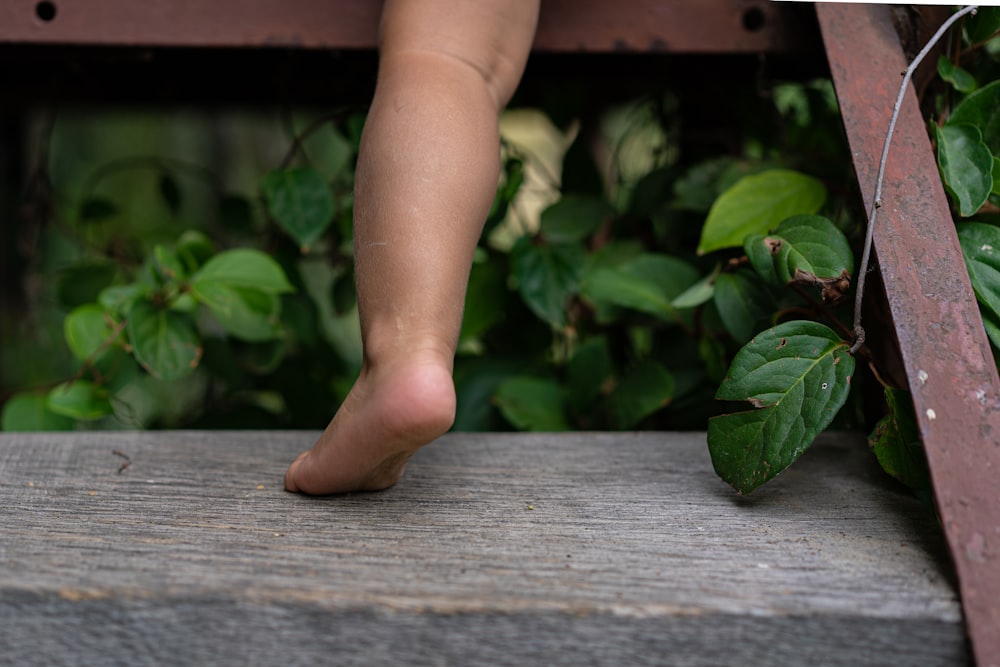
<box><xmin>284</xmin><ymin>0</ymin><xmax>540</xmax><ymax>495</ymax></box>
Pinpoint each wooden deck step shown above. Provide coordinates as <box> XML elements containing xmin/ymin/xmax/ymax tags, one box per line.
<box><xmin>0</xmin><ymin>431</ymin><xmax>964</xmax><ymax>665</ymax></box>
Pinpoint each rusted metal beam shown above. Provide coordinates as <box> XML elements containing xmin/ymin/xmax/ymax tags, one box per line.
<box><xmin>0</xmin><ymin>0</ymin><xmax>815</xmax><ymax>54</ymax></box>
<box><xmin>818</xmin><ymin>5</ymin><xmax>1000</xmax><ymax>666</ymax></box>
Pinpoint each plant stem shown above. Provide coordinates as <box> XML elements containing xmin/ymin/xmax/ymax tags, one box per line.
<box><xmin>850</xmin><ymin>5</ymin><xmax>978</xmax><ymax>355</ymax></box>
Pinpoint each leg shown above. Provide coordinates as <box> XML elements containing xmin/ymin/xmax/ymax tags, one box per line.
<box><xmin>284</xmin><ymin>0</ymin><xmax>539</xmax><ymax>494</ymax></box>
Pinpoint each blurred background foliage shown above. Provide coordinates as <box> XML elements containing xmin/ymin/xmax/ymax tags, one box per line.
<box><xmin>0</xmin><ymin>60</ymin><xmax>861</xmax><ymax>435</ymax></box>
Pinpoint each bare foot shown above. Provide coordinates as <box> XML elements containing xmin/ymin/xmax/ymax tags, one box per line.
<box><xmin>284</xmin><ymin>358</ymin><xmax>456</xmax><ymax>495</ymax></box>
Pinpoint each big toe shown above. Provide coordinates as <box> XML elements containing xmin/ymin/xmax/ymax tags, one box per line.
<box><xmin>284</xmin><ymin>451</ymin><xmax>311</xmax><ymax>493</ymax></box>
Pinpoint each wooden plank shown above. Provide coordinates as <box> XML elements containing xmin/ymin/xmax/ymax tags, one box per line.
<box><xmin>817</xmin><ymin>6</ymin><xmax>1000</xmax><ymax>665</ymax></box>
<box><xmin>0</xmin><ymin>431</ymin><xmax>964</xmax><ymax>666</ymax></box>
<box><xmin>0</xmin><ymin>0</ymin><xmax>816</xmax><ymax>53</ymax></box>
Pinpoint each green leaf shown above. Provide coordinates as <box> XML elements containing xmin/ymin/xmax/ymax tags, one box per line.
<box><xmin>2</xmin><ymin>393</ymin><xmax>75</xmax><ymax>431</ymax></box>
<box><xmin>154</xmin><ymin>244</ymin><xmax>187</xmax><ymax>282</ymax></box>
<box><xmin>707</xmin><ymin>321</ymin><xmax>855</xmax><ymax>494</ymax></box>
<box><xmin>966</xmin><ymin>7</ymin><xmax>1000</xmax><ymax>44</ymax></box>
<box><xmin>947</xmin><ymin>80</ymin><xmax>1000</xmax><ymax>153</ymax></box>
<box><xmin>608</xmin><ymin>360</ymin><xmax>675</xmax><ymax>429</ymax></box>
<box><xmin>579</xmin><ymin>241</ymin><xmax>645</xmax><ymax>324</ymax></box>
<box><xmin>672</xmin><ymin>267</ymin><xmax>719</xmax><ymax>309</ymax></box>
<box><xmin>494</xmin><ymin>376</ymin><xmax>570</xmax><ymax>431</ymax></box>
<box><xmin>744</xmin><ymin>215</ymin><xmax>853</xmax><ymax>302</ymax></box>
<box><xmin>196</xmin><ymin>283</ymin><xmax>283</xmax><ymax>342</ymax></box>
<box><xmin>510</xmin><ymin>238</ymin><xmax>585</xmax><ymax>328</ymax></box>
<box><xmin>957</xmin><ymin>222</ymin><xmax>1000</xmax><ymax>320</ymax></box>
<box><xmin>126</xmin><ymin>301</ymin><xmax>202</xmax><ymax>381</ymax></box>
<box><xmin>566</xmin><ymin>336</ymin><xmax>614</xmax><ymax>412</ymax></box>
<box><xmin>46</xmin><ymin>381</ymin><xmax>113</xmax><ymax>421</ymax></box>
<box><xmin>65</xmin><ymin>304</ymin><xmax>118</xmax><ymax>361</ymax></box>
<box><xmin>935</xmin><ymin>124</ymin><xmax>994</xmax><ymax>216</ymax></box>
<box><xmin>981</xmin><ymin>305</ymin><xmax>1000</xmax><ymax>354</ymax></box>
<box><xmin>937</xmin><ymin>56</ymin><xmax>977</xmax><ymax>94</ymax></box>
<box><xmin>994</xmin><ymin>157</ymin><xmax>1000</xmax><ymax>196</ymax></box>
<box><xmin>697</xmin><ymin>169</ymin><xmax>826</xmax><ymax>255</ymax></box>
<box><xmin>191</xmin><ymin>248</ymin><xmax>295</xmax><ymax>295</ymax></box>
<box><xmin>261</xmin><ymin>167</ymin><xmax>336</xmax><ymax>250</ymax></box>
<box><xmin>177</xmin><ymin>231</ymin><xmax>215</xmax><ymax>273</ymax></box>
<box><xmin>98</xmin><ymin>283</ymin><xmax>150</xmax><ymax>317</ymax></box>
<box><xmin>713</xmin><ymin>271</ymin><xmax>777</xmax><ymax>344</ymax></box>
<box><xmin>539</xmin><ymin>195</ymin><xmax>616</xmax><ymax>243</ymax></box>
<box><xmin>581</xmin><ymin>253</ymin><xmax>700</xmax><ymax>321</ymax></box>
<box><xmin>868</xmin><ymin>388</ymin><xmax>931</xmax><ymax>498</ymax></box>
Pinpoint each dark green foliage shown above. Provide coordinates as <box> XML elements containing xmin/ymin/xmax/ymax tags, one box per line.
<box><xmin>262</xmin><ymin>167</ymin><xmax>336</xmax><ymax>251</ymax></box>
<box><xmin>708</xmin><ymin>321</ymin><xmax>855</xmax><ymax>494</ymax></box>
<box><xmin>868</xmin><ymin>388</ymin><xmax>932</xmax><ymax>501</ymax></box>
<box><xmin>22</xmin><ymin>39</ymin><xmax>1000</xmax><ymax>497</ymax></box>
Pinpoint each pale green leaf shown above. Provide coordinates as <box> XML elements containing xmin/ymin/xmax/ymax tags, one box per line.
<box><xmin>64</xmin><ymin>304</ymin><xmax>117</xmax><ymax>362</ymax></box>
<box><xmin>697</xmin><ymin>169</ymin><xmax>826</xmax><ymax>255</ymax></box>
<box><xmin>46</xmin><ymin>381</ymin><xmax>113</xmax><ymax>421</ymax></box>
<box><xmin>937</xmin><ymin>56</ymin><xmax>977</xmax><ymax>94</ymax></box>
<box><xmin>195</xmin><ymin>283</ymin><xmax>283</xmax><ymax>342</ymax></box>
<box><xmin>191</xmin><ymin>249</ymin><xmax>295</xmax><ymax>294</ymax></box>
<box><xmin>672</xmin><ymin>266</ymin><xmax>719</xmax><ymax>309</ymax></box>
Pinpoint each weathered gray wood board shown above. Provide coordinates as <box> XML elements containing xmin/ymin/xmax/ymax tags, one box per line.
<box><xmin>0</xmin><ymin>431</ymin><xmax>964</xmax><ymax>666</ymax></box>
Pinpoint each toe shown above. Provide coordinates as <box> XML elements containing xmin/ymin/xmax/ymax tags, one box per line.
<box><xmin>284</xmin><ymin>451</ymin><xmax>310</xmax><ymax>493</ymax></box>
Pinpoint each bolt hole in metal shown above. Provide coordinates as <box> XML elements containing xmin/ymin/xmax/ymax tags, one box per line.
<box><xmin>35</xmin><ymin>1</ymin><xmax>57</xmax><ymax>22</ymax></box>
<box><xmin>742</xmin><ymin>6</ymin><xmax>766</xmax><ymax>32</ymax></box>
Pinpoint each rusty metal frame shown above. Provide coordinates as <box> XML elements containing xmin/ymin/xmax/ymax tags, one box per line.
<box><xmin>0</xmin><ymin>0</ymin><xmax>814</xmax><ymax>54</ymax></box>
<box><xmin>818</xmin><ymin>5</ymin><xmax>1000</xmax><ymax>665</ymax></box>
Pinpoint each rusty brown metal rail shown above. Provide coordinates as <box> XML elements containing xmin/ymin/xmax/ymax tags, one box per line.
<box><xmin>0</xmin><ymin>0</ymin><xmax>813</xmax><ymax>53</ymax></box>
<box><xmin>818</xmin><ymin>5</ymin><xmax>1000</xmax><ymax>666</ymax></box>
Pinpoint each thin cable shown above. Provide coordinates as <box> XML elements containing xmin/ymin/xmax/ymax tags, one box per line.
<box><xmin>850</xmin><ymin>5</ymin><xmax>979</xmax><ymax>354</ymax></box>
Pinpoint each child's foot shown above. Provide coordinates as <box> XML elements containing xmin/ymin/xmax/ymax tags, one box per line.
<box><xmin>283</xmin><ymin>358</ymin><xmax>456</xmax><ymax>495</ymax></box>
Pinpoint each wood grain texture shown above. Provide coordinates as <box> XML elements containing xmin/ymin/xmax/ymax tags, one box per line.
<box><xmin>0</xmin><ymin>431</ymin><xmax>964</xmax><ymax>666</ymax></box>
